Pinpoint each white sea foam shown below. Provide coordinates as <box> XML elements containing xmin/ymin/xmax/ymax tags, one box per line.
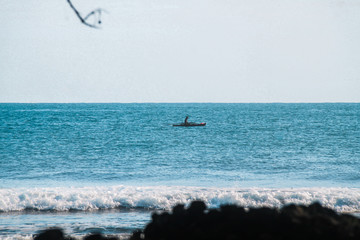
<box><xmin>1</xmin><ymin>186</ymin><xmax>359</xmax><ymax>213</ymax></box>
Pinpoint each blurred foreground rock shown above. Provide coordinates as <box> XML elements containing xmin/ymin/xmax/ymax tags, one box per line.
<box><xmin>34</xmin><ymin>228</ymin><xmax>119</xmax><ymax>240</ymax></box>
<box><xmin>34</xmin><ymin>201</ymin><xmax>360</xmax><ymax>240</ymax></box>
<box><xmin>131</xmin><ymin>201</ymin><xmax>360</xmax><ymax>240</ymax></box>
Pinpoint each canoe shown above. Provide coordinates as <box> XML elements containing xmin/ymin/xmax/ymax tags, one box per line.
<box><xmin>173</xmin><ymin>122</ymin><xmax>206</xmax><ymax>127</ymax></box>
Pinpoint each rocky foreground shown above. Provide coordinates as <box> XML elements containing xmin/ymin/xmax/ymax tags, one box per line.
<box><xmin>34</xmin><ymin>201</ymin><xmax>360</xmax><ymax>240</ymax></box>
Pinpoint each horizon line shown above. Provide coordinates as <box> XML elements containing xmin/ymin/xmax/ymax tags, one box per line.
<box><xmin>0</xmin><ymin>101</ymin><xmax>359</xmax><ymax>104</ymax></box>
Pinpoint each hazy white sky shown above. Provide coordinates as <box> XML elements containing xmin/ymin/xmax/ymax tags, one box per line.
<box><xmin>1</xmin><ymin>0</ymin><xmax>360</xmax><ymax>102</ymax></box>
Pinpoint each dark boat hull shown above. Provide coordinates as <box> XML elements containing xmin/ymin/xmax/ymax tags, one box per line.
<box><xmin>173</xmin><ymin>122</ymin><xmax>206</xmax><ymax>127</ymax></box>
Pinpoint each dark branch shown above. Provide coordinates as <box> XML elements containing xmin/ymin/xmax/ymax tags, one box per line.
<box><xmin>66</xmin><ymin>0</ymin><xmax>105</xmax><ymax>28</ymax></box>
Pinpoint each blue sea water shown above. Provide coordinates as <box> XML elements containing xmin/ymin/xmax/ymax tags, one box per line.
<box><xmin>0</xmin><ymin>103</ymin><xmax>359</xmax><ymax>239</ymax></box>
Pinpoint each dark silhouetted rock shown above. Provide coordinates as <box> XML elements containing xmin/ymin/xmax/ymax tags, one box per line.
<box><xmin>33</xmin><ymin>228</ymin><xmax>118</xmax><ymax>240</ymax></box>
<box><xmin>33</xmin><ymin>228</ymin><xmax>71</xmax><ymax>240</ymax></box>
<box><xmin>129</xmin><ymin>201</ymin><xmax>360</xmax><ymax>240</ymax></box>
<box><xmin>34</xmin><ymin>202</ymin><xmax>360</xmax><ymax>240</ymax></box>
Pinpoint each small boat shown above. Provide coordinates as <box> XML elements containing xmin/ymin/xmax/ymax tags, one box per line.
<box><xmin>173</xmin><ymin>122</ymin><xmax>206</xmax><ymax>127</ymax></box>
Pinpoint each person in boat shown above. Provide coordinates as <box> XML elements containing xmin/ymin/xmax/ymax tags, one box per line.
<box><xmin>184</xmin><ymin>116</ymin><xmax>189</xmax><ymax>126</ymax></box>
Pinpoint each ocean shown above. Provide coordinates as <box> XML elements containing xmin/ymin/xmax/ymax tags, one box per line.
<box><xmin>0</xmin><ymin>103</ymin><xmax>359</xmax><ymax>239</ymax></box>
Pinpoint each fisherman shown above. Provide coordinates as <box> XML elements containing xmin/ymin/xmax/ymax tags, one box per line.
<box><xmin>184</xmin><ymin>116</ymin><xmax>189</xmax><ymax>125</ymax></box>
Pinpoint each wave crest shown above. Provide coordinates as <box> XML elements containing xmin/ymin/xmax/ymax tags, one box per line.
<box><xmin>1</xmin><ymin>186</ymin><xmax>359</xmax><ymax>213</ymax></box>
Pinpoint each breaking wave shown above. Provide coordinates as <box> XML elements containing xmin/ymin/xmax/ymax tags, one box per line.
<box><xmin>1</xmin><ymin>185</ymin><xmax>359</xmax><ymax>213</ymax></box>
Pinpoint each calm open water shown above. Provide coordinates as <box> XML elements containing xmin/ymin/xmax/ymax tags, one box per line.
<box><xmin>0</xmin><ymin>103</ymin><xmax>359</xmax><ymax>239</ymax></box>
